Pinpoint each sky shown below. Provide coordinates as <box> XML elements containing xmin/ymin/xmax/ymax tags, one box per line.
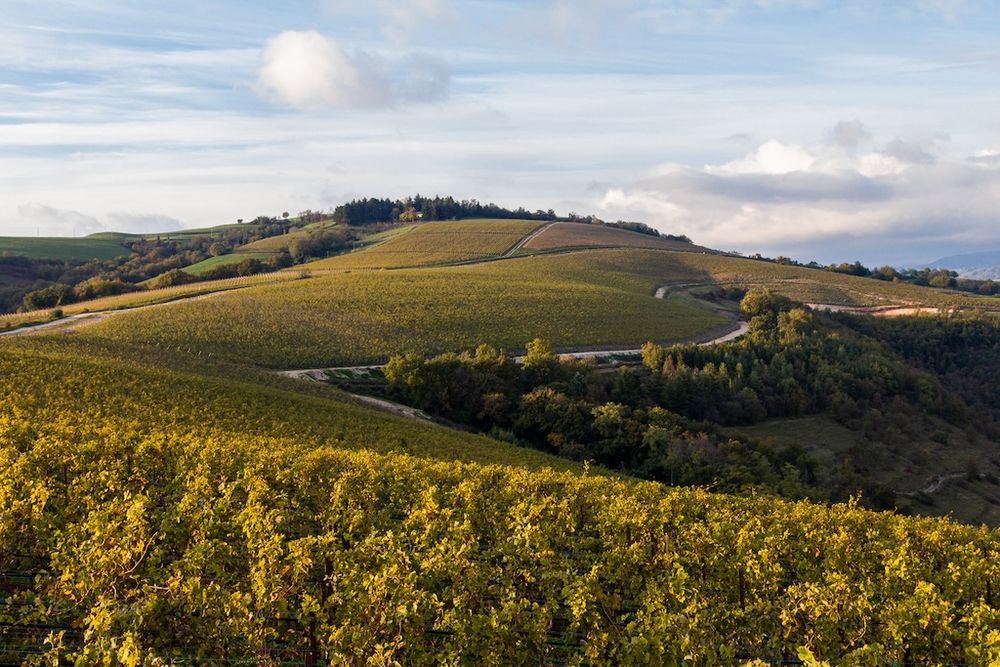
<box><xmin>3</xmin><ymin>0</ymin><xmax>1000</xmax><ymax>265</ymax></box>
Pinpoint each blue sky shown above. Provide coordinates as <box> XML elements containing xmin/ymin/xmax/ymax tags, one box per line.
<box><xmin>3</xmin><ymin>0</ymin><xmax>1000</xmax><ymax>264</ymax></box>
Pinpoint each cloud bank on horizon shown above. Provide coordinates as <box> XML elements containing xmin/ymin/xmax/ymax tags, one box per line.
<box><xmin>1</xmin><ymin>0</ymin><xmax>999</xmax><ymax>265</ymax></box>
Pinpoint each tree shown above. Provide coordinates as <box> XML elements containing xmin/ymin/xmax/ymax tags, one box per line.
<box><xmin>400</xmin><ymin>206</ymin><xmax>419</xmax><ymax>223</ymax></box>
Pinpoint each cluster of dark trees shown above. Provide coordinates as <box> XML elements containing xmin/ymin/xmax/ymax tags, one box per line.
<box><xmin>288</xmin><ymin>227</ymin><xmax>360</xmax><ymax>262</ymax></box>
<box><xmin>383</xmin><ymin>338</ymin><xmax>824</xmax><ymax>502</ymax></box>
<box><xmin>378</xmin><ymin>290</ymin><xmax>1000</xmax><ymax>509</ymax></box>
<box><xmin>754</xmin><ymin>254</ymin><xmax>1000</xmax><ymax>297</ymax></box>
<box><xmin>603</xmin><ymin>220</ymin><xmax>691</xmax><ymax>242</ymax></box>
<box><xmin>840</xmin><ymin>312</ymin><xmax>1000</xmax><ymax>440</ymax></box>
<box><xmin>331</xmin><ymin>195</ymin><xmax>559</xmax><ymax>226</ymax></box>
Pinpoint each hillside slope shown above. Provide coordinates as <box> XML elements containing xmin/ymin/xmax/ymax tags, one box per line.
<box><xmin>0</xmin><ymin>336</ymin><xmax>997</xmax><ymax>663</ymax></box>
<box><xmin>2</xmin><ymin>216</ymin><xmax>999</xmax><ymax>662</ymax></box>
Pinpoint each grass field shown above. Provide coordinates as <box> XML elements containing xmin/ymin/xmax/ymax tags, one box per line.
<box><xmin>86</xmin><ymin>222</ymin><xmax>248</xmax><ymax>242</ymax></box>
<box><xmin>523</xmin><ymin>222</ymin><xmax>716</xmax><ymax>253</ymax></box>
<box><xmin>181</xmin><ymin>252</ymin><xmax>274</xmax><ymax>275</ymax></box>
<box><xmin>82</xmin><ymin>249</ymin><xmax>729</xmax><ymax>368</ymax></box>
<box><xmin>0</xmin><ymin>236</ymin><xmax>129</xmax><ymax>261</ymax></box>
<box><xmin>305</xmin><ymin>218</ymin><xmax>544</xmax><ymax>269</ymax></box>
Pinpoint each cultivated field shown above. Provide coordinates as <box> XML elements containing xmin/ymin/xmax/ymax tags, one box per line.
<box><xmin>306</xmin><ymin>218</ymin><xmax>544</xmax><ymax>269</ymax></box>
<box><xmin>0</xmin><ymin>338</ymin><xmax>996</xmax><ymax>663</ymax></box>
<box><xmin>79</xmin><ymin>244</ymin><xmax>1000</xmax><ymax>368</ymax></box>
<box><xmin>672</xmin><ymin>252</ymin><xmax>1000</xmax><ymax>309</ymax></box>
<box><xmin>522</xmin><ymin>221</ymin><xmax>716</xmax><ymax>253</ymax></box>
<box><xmin>82</xmin><ymin>250</ymin><xmax>728</xmax><ymax>367</ymax></box>
<box><xmin>235</xmin><ymin>221</ymin><xmax>337</xmax><ymax>253</ymax></box>
<box><xmin>4</xmin><ymin>226</ymin><xmax>1000</xmax><ymax>661</ymax></box>
<box><xmin>0</xmin><ymin>271</ymin><xmax>297</xmax><ymax>330</ymax></box>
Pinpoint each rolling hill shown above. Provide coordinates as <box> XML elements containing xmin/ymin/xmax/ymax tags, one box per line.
<box><xmin>306</xmin><ymin>218</ymin><xmax>545</xmax><ymax>269</ymax></box>
<box><xmin>929</xmin><ymin>249</ymin><xmax>1000</xmax><ymax>280</ymax></box>
<box><xmin>1</xmin><ymin>215</ymin><xmax>998</xmax><ymax>663</ymax></box>
<box><xmin>0</xmin><ymin>236</ymin><xmax>129</xmax><ymax>261</ymax></box>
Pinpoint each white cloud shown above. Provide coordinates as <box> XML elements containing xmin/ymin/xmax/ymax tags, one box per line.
<box><xmin>13</xmin><ymin>204</ymin><xmax>183</xmax><ymax>237</ymax></box>
<box><xmin>255</xmin><ymin>30</ymin><xmax>448</xmax><ymax>110</ymax></box>
<box><xmin>16</xmin><ymin>204</ymin><xmax>103</xmax><ymax>236</ymax></box>
<box><xmin>710</xmin><ymin>140</ymin><xmax>817</xmax><ymax>175</ymax></box>
<box><xmin>596</xmin><ymin>123</ymin><xmax>1000</xmax><ymax>264</ymax></box>
<box><xmin>256</xmin><ymin>31</ymin><xmax>390</xmax><ymax>109</ymax></box>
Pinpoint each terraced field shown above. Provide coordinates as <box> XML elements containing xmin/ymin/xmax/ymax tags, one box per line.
<box><xmin>306</xmin><ymin>218</ymin><xmax>544</xmax><ymax>269</ymax></box>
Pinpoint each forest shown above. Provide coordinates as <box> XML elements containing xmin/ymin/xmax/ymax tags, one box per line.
<box><xmin>378</xmin><ymin>289</ymin><xmax>1000</xmax><ymax>513</ymax></box>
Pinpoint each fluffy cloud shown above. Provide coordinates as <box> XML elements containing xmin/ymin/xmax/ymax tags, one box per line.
<box><xmin>255</xmin><ymin>31</ymin><xmax>448</xmax><ymax>110</ymax></box>
<box><xmin>16</xmin><ymin>204</ymin><xmax>104</xmax><ymax>236</ymax></box>
<box><xmin>831</xmin><ymin>119</ymin><xmax>871</xmax><ymax>149</ymax></box>
<box><xmin>596</xmin><ymin>123</ymin><xmax>1000</xmax><ymax>264</ymax></box>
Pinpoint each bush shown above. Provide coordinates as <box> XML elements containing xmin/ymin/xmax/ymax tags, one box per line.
<box><xmin>73</xmin><ymin>276</ymin><xmax>137</xmax><ymax>301</ymax></box>
<box><xmin>146</xmin><ymin>269</ymin><xmax>199</xmax><ymax>289</ymax></box>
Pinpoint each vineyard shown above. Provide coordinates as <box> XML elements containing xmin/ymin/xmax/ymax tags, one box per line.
<box><xmin>0</xmin><ymin>272</ymin><xmax>298</xmax><ymax>331</ymax></box>
<box><xmin>2</xmin><ymin>230</ymin><xmax>999</xmax><ymax>662</ymax></box>
<box><xmin>81</xmin><ymin>251</ymin><xmax>728</xmax><ymax>368</ymax></box>
<box><xmin>0</xmin><ymin>339</ymin><xmax>997</xmax><ymax>662</ymax></box>
<box><xmin>668</xmin><ymin>252</ymin><xmax>1000</xmax><ymax>310</ymax></box>
<box><xmin>305</xmin><ymin>218</ymin><xmax>544</xmax><ymax>269</ymax></box>
<box><xmin>235</xmin><ymin>222</ymin><xmax>336</xmax><ymax>253</ymax></box>
<box><xmin>76</xmin><ymin>245</ymin><xmax>1000</xmax><ymax>370</ymax></box>
<box><xmin>522</xmin><ymin>222</ymin><xmax>715</xmax><ymax>253</ymax></box>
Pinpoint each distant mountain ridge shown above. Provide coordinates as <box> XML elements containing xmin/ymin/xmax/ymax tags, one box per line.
<box><xmin>927</xmin><ymin>249</ymin><xmax>1000</xmax><ymax>279</ymax></box>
